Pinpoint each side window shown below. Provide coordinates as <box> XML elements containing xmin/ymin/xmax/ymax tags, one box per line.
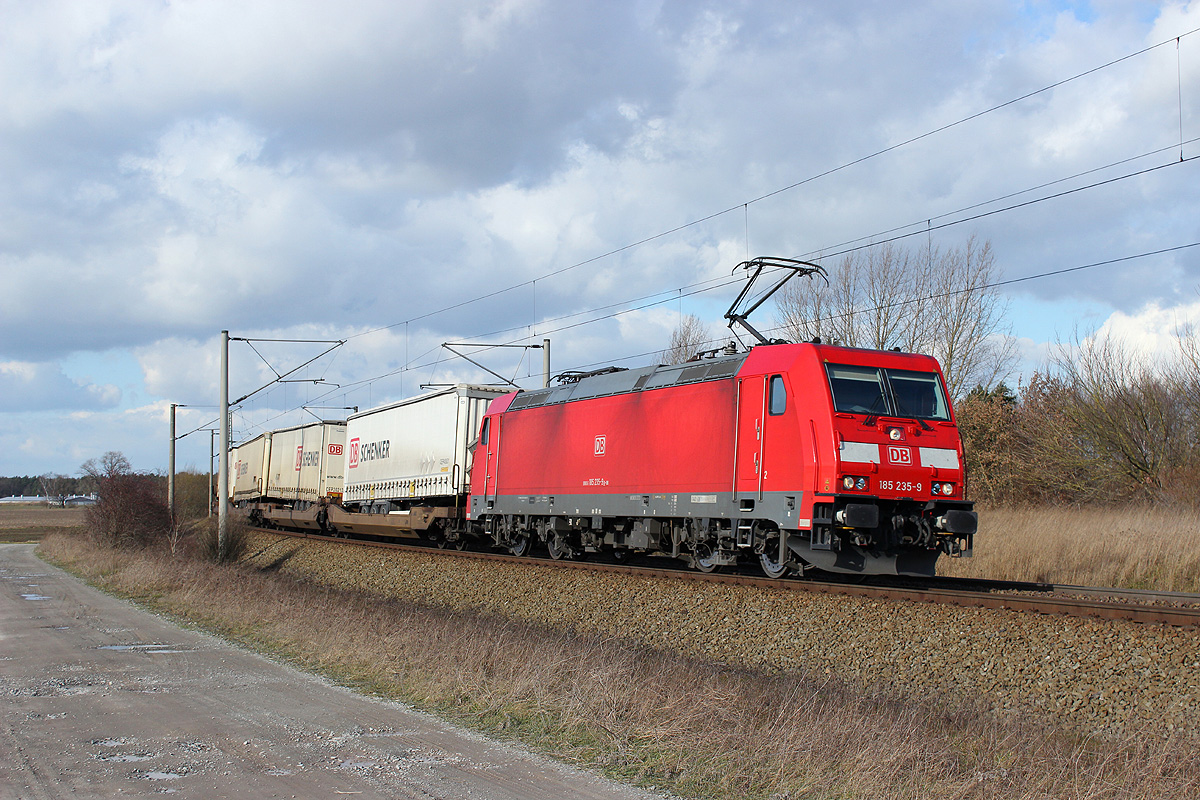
<box><xmin>480</xmin><ymin>417</ymin><xmax>490</xmax><ymax>447</ymax></box>
<box><xmin>768</xmin><ymin>375</ymin><xmax>787</xmax><ymax>416</ymax></box>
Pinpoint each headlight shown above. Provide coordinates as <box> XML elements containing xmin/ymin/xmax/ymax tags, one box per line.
<box><xmin>842</xmin><ymin>475</ymin><xmax>868</xmax><ymax>491</ymax></box>
<box><xmin>931</xmin><ymin>482</ymin><xmax>941</xmax><ymax>495</ymax></box>
<box><xmin>888</xmin><ymin>427</ymin><xmax>902</xmax><ymax>441</ymax></box>
<box><xmin>940</xmin><ymin>482</ymin><xmax>954</xmax><ymax>496</ymax></box>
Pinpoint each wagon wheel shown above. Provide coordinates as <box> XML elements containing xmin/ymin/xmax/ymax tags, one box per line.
<box><xmin>758</xmin><ymin>531</ymin><xmax>791</xmax><ymax>579</ymax></box>
<box><xmin>690</xmin><ymin>542</ymin><xmax>721</xmax><ymax>573</ymax></box>
<box><xmin>435</xmin><ymin>531</ymin><xmax>465</xmax><ymax>550</ymax></box>
<box><xmin>610</xmin><ymin>548</ymin><xmax>632</xmax><ymax>565</ymax></box>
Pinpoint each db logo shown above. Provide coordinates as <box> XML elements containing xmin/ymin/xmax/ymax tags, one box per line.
<box><xmin>348</xmin><ymin>438</ymin><xmax>360</xmax><ymax>468</ymax></box>
<box><xmin>328</xmin><ymin>443</ymin><xmax>343</xmax><ymax>456</ymax></box>
<box><xmin>594</xmin><ymin>435</ymin><xmax>606</xmax><ymax>456</ymax></box>
<box><xmin>887</xmin><ymin>446</ymin><xmax>912</xmax><ymax>465</ymax></box>
<box><xmin>295</xmin><ymin>445</ymin><xmax>304</xmax><ymax>471</ymax></box>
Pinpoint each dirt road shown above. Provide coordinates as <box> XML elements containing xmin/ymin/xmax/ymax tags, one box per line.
<box><xmin>0</xmin><ymin>543</ymin><xmax>669</xmax><ymax>800</ymax></box>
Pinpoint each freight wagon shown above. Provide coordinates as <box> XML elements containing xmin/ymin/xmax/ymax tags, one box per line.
<box><xmin>342</xmin><ymin>385</ymin><xmax>508</xmax><ymax>513</ymax></box>
<box><xmin>234</xmin><ymin>386</ymin><xmax>507</xmax><ymax>541</ymax></box>
<box><xmin>230</xmin><ymin>432</ymin><xmax>271</xmax><ymax>504</ymax></box>
<box><xmin>263</xmin><ymin>421</ymin><xmax>347</xmax><ymax>506</ymax></box>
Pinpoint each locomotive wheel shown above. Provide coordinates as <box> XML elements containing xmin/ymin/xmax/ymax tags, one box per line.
<box><xmin>547</xmin><ymin>534</ymin><xmax>573</xmax><ymax>560</ymax></box>
<box><xmin>510</xmin><ymin>532</ymin><xmax>531</xmax><ymax>557</ymax></box>
<box><xmin>691</xmin><ymin>543</ymin><xmax>721</xmax><ymax>573</ymax></box>
<box><xmin>759</xmin><ymin>534</ymin><xmax>791</xmax><ymax>579</ymax></box>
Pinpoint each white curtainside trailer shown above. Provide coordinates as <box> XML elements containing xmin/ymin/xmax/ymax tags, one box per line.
<box><xmin>231</xmin><ymin>432</ymin><xmax>272</xmax><ymax>503</ymax></box>
<box><xmin>264</xmin><ymin>421</ymin><xmax>347</xmax><ymax>505</ymax></box>
<box><xmin>343</xmin><ymin>385</ymin><xmax>508</xmax><ymax>510</ymax></box>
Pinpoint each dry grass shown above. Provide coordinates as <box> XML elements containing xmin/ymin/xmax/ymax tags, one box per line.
<box><xmin>37</xmin><ymin>531</ymin><xmax>1200</xmax><ymax>800</ymax></box>
<box><xmin>940</xmin><ymin>506</ymin><xmax>1200</xmax><ymax>591</ymax></box>
<box><xmin>0</xmin><ymin>504</ymin><xmax>87</xmax><ymax>542</ymax></box>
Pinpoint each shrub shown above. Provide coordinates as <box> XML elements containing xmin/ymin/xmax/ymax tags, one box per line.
<box><xmin>173</xmin><ymin>470</ymin><xmax>215</xmax><ymax>521</ymax></box>
<box><xmin>189</xmin><ymin>515</ymin><xmax>251</xmax><ymax>563</ymax></box>
<box><xmin>84</xmin><ymin>472</ymin><xmax>172</xmax><ymax>549</ymax></box>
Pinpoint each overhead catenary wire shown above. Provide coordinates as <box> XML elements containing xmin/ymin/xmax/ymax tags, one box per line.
<box><xmin>387</xmin><ymin>240</ymin><xmax>1200</xmax><ymax>381</ymax></box>
<box><xmin>805</xmin><ymin>135</ymin><xmax>1200</xmax><ymax>260</ymax></box>
<box><xmin>813</xmin><ymin>152</ymin><xmax>1200</xmax><ymax>262</ymax></box>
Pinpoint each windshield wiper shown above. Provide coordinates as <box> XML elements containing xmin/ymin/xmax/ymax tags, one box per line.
<box><xmin>894</xmin><ymin>411</ymin><xmax>933</xmax><ymax>430</ymax></box>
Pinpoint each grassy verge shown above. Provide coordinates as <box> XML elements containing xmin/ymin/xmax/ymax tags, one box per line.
<box><xmin>37</xmin><ymin>531</ymin><xmax>1200</xmax><ymax>800</ymax></box>
<box><xmin>941</xmin><ymin>505</ymin><xmax>1200</xmax><ymax>591</ymax></box>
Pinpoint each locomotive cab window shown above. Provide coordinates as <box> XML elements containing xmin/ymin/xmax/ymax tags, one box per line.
<box><xmin>480</xmin><ymin>417</ymin><xmax>490</xmax><ymax>447</ymax></box>
<box><xmin>826</xmin><ymin>365</ymin><xmax>887</xmax><ymax>415</ymax></box>
<box><xmin>825</xmin><ymin>363</ymin><xmax>950</xmax><ymax>421</ymax></box>
<box><xmin>768</xmin><ymin>375</ymin><xmax>787</xmax><ymax>415</ymax></box>
<box><xmin>888</xmin><ymin>369</ymin><xmax>950</xmax><ymax>421</ymax></box>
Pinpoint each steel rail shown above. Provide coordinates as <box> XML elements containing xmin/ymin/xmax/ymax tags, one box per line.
<box><xmin>253</xmin><ymin>528</ymin><xmax>1200</xmax><ymax>628</ymax></box>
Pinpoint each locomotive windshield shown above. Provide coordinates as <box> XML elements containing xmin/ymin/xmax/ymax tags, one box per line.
<box><xmin>825</xmin><ymin>364</ymin><xmax>950</xmax><ymax>421</ymax></box>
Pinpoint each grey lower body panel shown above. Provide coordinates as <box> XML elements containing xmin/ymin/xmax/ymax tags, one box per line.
<box><xmin>480</xmin><ymin>489</ymin><xmax>957</xmax><ymax>577</ymax></box>
<box><xmin>480</xmin><ymin>489</ymin><xmax>803</xmax><ymax>528</ymax></box>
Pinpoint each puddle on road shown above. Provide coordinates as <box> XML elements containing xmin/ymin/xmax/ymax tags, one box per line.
<box><xmin>140</xmin><ymin>771</ymin><xmax>185</xmax><ymax>781</ymax></box>
<box><xmin>99</xmin><ymin>753</ymin><xmax>155</xmax><ymax>763</ymax></box>
<box><xmin>21</xmin><ymin>594</ymin><xmax>51</xmax><ymax>601</ymax></box>
<box><xmin>98</xmin><ymin>643</ymin><xmax>189</xmax><ymax>654</ymax></box>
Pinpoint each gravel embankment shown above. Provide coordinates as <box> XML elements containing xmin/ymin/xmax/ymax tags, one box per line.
<box><xmin>244</xmin><ymin>533</ymin><xmax>1200</xmax><ymax>738</ymax></box>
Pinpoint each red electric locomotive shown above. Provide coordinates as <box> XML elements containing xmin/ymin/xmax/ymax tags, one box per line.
<box><xmin>466</xmin><ymin>341</ymin><xmax>975</xmax><ymax>577</ymax></box>
<box><xmin>466</xmin><ymin>258</ymin><xmax>976</xmax><ymax>577</ymax></box>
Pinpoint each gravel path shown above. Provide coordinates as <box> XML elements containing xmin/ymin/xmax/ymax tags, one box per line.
<box><xmin>3</xmin><ymin>543</ymin><xmax>671</xmax><ymax>800</ymax></box>
<box><xmin>244</xmin><ymin>533</ymin><xmax>1200</xmax><ymax>739</ymax></box>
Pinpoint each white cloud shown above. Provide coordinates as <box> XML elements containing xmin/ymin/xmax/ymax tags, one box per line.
<box><xmin>1092</xmin><ymin>299</ymin><xmax>1200</xmax><ymax>362</ymax></box>
<box><xmin>0</xmin><ymin>361</ymin><xmax>120</xmax><ymax>412</ymax></box>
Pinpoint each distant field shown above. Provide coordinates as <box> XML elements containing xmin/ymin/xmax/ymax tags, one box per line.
<box><xmin>939</xmin><ymin>505</ymin><xmax>1200</xmax><ymax>592</ymax></box>
<box><xmin>0</xmin><ymin>504</ymin><xmax>87</xmax><ymax>542</ymax></box>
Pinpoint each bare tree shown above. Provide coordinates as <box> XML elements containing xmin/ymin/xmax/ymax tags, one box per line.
<box><xmin>79</xmin><ymin>451</ymin><xmax>171</xmax><ymax>549</ymax></box>
<box><xmin>660</xmin><ymin>314</ymin><xmax>715</xmax><ymax>364</ymax></box>
<box><xmin>81</xmin><ymin>451</ymin><xmax>132</xmax><ymax>481</ymax></box>
<box><xmin>38</xmin><ymin>473</ymin><xmax>72</xmax><ymax>505</ymax></box>
<box><xmin>774</xmin><ymin>236</ymin><xmax>1016</xmax><ymax>398</ymax></box>
<box><xmin>923</xmin><ymin>237</ymin><xmax>1019</xmax><ymax>399</ymax></box>
<box><xmin>1048</xmin><ymin>332</ymin><xmax>1195</xmax><ymax>501</ymax></box>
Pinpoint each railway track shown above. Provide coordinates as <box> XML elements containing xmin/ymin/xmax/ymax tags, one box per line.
<box><xmin>254</xmin><ymin>527</ymin><xmax>1200</xmax><ymax>628</ymax></box>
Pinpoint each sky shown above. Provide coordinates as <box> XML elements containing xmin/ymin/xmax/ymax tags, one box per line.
<box><xmin>2</xmin><ymin>0</ymin><xmax>1199</xmax><ymax>478</ymax></box>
